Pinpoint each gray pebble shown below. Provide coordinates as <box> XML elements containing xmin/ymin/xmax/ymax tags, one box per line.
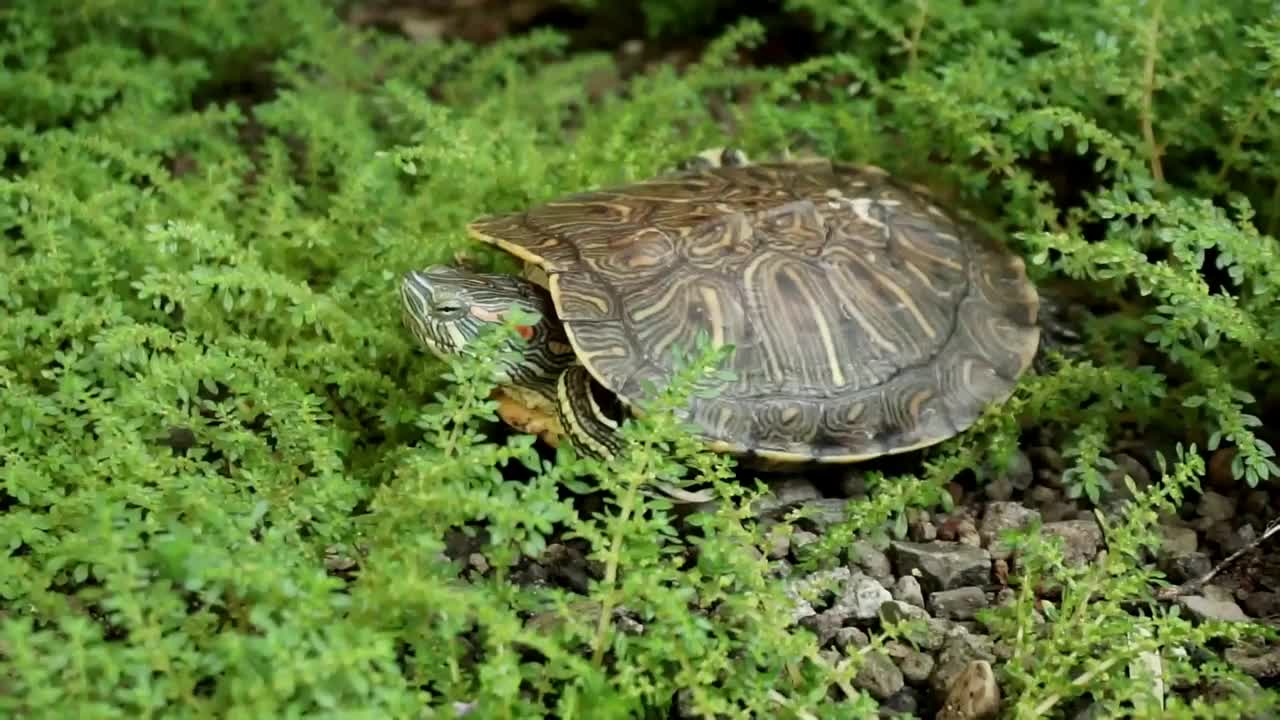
<box><xmin>929</xmin><ymin>586</ymin><xmax>989</xmax><ymax>620</ymax></box>
<box><xmin>1197</xmin><ymin>490</ymin><xmax>1237</xmax><ymax>523</ymax></box>
<box><xmin>891</xmin><ymin>541</ymin><xmax>990</xmax><ymax>592</ymax></box>
<box><xmin>892</xmin><ymin>575</ymin><xmax>925</xmax><ymax>608</ymax></box>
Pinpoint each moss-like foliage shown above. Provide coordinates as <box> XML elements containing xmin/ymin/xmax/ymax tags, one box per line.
<box><xmin>2</xmin><ymin>0</ymin><xmax>1279</xmax><ymax>717</ymax></box>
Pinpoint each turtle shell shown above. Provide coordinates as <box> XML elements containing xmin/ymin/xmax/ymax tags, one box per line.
<box><xmin>466</xmin><ymin>159</ymin><xmax>1039</xmax><ymax>463</ymax></box>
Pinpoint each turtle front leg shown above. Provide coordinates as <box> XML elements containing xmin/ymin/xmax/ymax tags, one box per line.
<box><xmin>553</xmin><ymin>365</ymin><xmax>715</xmax><ymax>503</ymax></box>
<box><xmin>671</xmin><ymin>146</ymin><xmax>752</xmax><ymax>173</ymax></box>
<box><xmin>554</xmin><ymin>364</ymin><xmax>626</xmax><ymax>460</ymax></box>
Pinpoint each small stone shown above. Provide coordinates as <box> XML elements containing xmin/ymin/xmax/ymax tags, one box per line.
<box><xmin>892</xmin><ymin>576</ymin><xmax>925</xmax><ymax>608</ymax></box>
<box><xmin>890</xmin><ymin>541</ymin><xmax>991</xmax><ymax>592</ymax></box>
<box><xmin>982</xmin><ymin>475</ymin><xmax>1014</xmax><ymax>502</ymax></box>
<box><xmin>877</xmin><ymin>687</ymin><xmax>919</xmax><ymax>717</ymax></box>
<box><xmin>837</xmin><ymin>573</ymin><xmax>893</xmax><ymax>621</ymax></box>
<box><xmin>885</xmin><ymin>641</ymin><xmax>935</xmax><ymax>685</ymax></box>
<box><xmin>936</xmin><ymin>659</ymin><xmax>1001</xmax><ymax>720</ymax></box>
<box><xmin>1001</xmin><ymin>449</ymin><xmax>1035</xmax><ymax>490</ymax></box>
<box><xmin>1159</xmin><ymin>551</ymin><xmax>1212</xmax><ymax>584</ymax></box>
<box><xmin>752</xmin><ymin>477</ymin><xmax>821</xmax><ymax>520</ymax></box>
<box><xmin>931</xmin><ymin>630</ymin><xmax>998</xmax><ymax>698</ymax></box>
<box><xmin>1204</xmin><ymin>519</ymin><xmax>1251</xmax><ymax>555</ymax></box>
<box><xmin>791</xmin><ymin>529</ymin><xmax>820</xmax><ymax>551</ymax></box>
<box><xmin>1207</xmin><ymin>448</ymin><xmax>1238</xmax><ymax>491</ymax></box>
<box><xmin>468</xmin><ymin>553</ymin><xmax>490</xmax><ymax>574</ymax></box>
<box><xmin>1027</xmin><ymin>485</ymin><xmax>1060</xmax><ymax>507</ymax></box>
<box><xmin>1243</xmin><ymin>489</ymin><xmax>1271</xmax><ymax>517</ymax></box>
<box><xmin>799</xmin><ymin>609</ymin><xmax>846</xmax><ymax>645</ymax></box>
<box><xmin>1225</xmin><ymin>643</ymin><xmax>1280</xmax><ymax>679</ymax></box>
<box><xmin>1042</xmin><ymin>520</ymin><xmax>1103</xmax><ymax>567</ymax></box>
<box><xmin>879</xmin><ymin>600</ymin><xmax>931</xmax><ymax>625</ymax></box>
<box><xmin>853</xmin><ymin>651</ymin><xmax>905</xmax><ymax>700</ymax></box>
<box><xmin>791</xmin><ymin>498</ymin><xmax>850</xmax><ymax>530</ymax></box>
<box><xmin>834</xmin><ymin>626</ymin><xmax>870</xmax><ymax>650</ymax></box>
<box><xmin>1178</xmin><ymin>593</ymin><xmax>1251</xmax><ymax>623</ymax></box>
<box><xmin>850</xmin><ymin>541</ymin><xmax>893</xmax><ymax>582</ymax></box>
<box><xmin>1029</xmin><ymin>445</ymin><xmax>1065</xmax><ymax>472</ymax></box>
<box><xmin>1159</xmin><ymin>525</ymin><xmax>1198</xmax><ymax>556</ymax></box>
<box><xmin>1197</xmin><ymin>490</ymin><xmax>1237</xmax><ymax>523</ymax></box>
<box><xmin>979</xmin><ymin>502</ymin><xmax>1041</xmax><ymax>560</ymax></box>
<box><xmin>1242</xmin><ymin>591</ymin><xmax>1280</xmax><ymax>619</ymax></box>
<box><xmin>929</xmin><ymin>587</ymin><xmax>989</xmax><ymax>620</ymax></box>
<box><xmin>1041</xmin><ymin>500</ymin><xmax>1079</xmax><ymax>523</ymax></box>
<box><xmin>1112</xmin><ymin>452</ymin><xmax>1152</xmax><ymax>489</ymax></box>
<box><xmin>957</xmin><ymin>523</ymin><xmax>982</xmax><ymax>548</ymax></box>
<box><xmin>766</xmin><ymin>530</ymin><xmax>791</xmax><ymax>560</ymax></box>
<box><xmin>911</xmin><ymin>519</ymin><xmax>939</xmax><ymax>542</ymax></box>
<box><xmin>841</xmin><ymin>471</ymin><xmax>868</xmax><ymax>498</ymax></box>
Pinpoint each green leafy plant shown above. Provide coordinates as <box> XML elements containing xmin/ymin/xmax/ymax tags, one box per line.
<box><xmin>3</xmin><ymin>0</ymin><xmax>1280</xmax><ymax>717</ymax></box>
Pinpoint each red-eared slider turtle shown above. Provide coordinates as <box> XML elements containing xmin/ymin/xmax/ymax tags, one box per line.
<box><xmin>400</xmin><ymin>150</ymin><xmax>1039</xmax><ymax>491</ymax></box>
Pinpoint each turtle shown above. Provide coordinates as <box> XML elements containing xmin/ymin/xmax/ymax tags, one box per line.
<box><xmin>399</xmin><ymin>149</ymin><xmax>1040</xmax><ymax>496</ymax></box>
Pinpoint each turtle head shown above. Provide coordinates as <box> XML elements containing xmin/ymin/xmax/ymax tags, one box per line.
<box><xmin>396</xmin><ymin>266</ymin><xmax>563</xmax><ymax>368</ymax></box>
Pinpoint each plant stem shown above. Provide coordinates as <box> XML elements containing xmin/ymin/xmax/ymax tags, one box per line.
<box><xmin>591</xmin><ymin>464</ymin><xmax>643</xmax><ymax>666</ymax></box>
<box><xmin>907</xmin><ymin>0</ymin><xmax>929</xmax><ymax>69</ymax></box>
<box><xmin>1139</xmin><ymin>0</ymin><xmax>1165</xmax><ymax>185</ymax></box>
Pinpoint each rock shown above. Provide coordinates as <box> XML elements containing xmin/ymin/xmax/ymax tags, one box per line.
<box><xmin>851</xmin><ymin>541</ymin><xmax>893</xmax><ymax>582</ymax></box>
<box><xmin>982</xmin><ymin>475</ymin><xmax>1014</xmax><ymax>502</ymax></box>
<box><xmin>837</xmin><ymin>573</ymin><xmax>893</xmax><ymax>621</ymax></box>
<box><xmin>1178</xmin><ymin>593</ymin><xmax>1251</xmax><ymax>623</ymax></box>
<box><xmin>886</xmin><ymin>641</ymin><xmax>935</xmax><ymax>686</ymax></box>
<box><xmin>929</xmin><ymin>587</ymin><xmax>989</xmax><ymax>620</ymax></box>
<box><xmin>854</xmin><ymin>651</ymin><xmax>905</xmax><ymax>700</ymax></box>
<box><xmin>840</xmin><ymin>471</ymin><xmax>868</xmax><ymax>498</ymax></box>
<box><xmin>756</xmin><ymin>477</ymin><xmax>822</xmax><ymax>514</ymax></box>
<box><xmin>979</xmin><ymin>502</ymin><xmax>1041</xmax><ymax>560</ymax></box>
<box><xmin>936</xmin><ymin>659</ymin><xmax>1001</xmax><ymax>720</ymax></box>
<box><xmin>1159</xmin><ymin>525</ymin><xmax>1198</xmax><ymax>556</ymax></box>
<box><xmin>879</xmin><ymin>600</ymin><xmax>931</xmax><ymax>625</ymax></box>
<box><xmin>911</xmin><ymin>519</ymin><xmax>939</xmax><ymax>542</ymax></box>
<box><xmin>878</xmin><ymin>687</ymin><xmax>919</xmax><ymax>717</ymax></box>
<box><xmin>791</xmin><ymin>529</ymin><xmax>820</xmax><ymax>553</ymax></box>
<box><xmin>1207</xmin><ymin>448</ymin><xmax>1238</xmax><ymax>491</ymax></box>
<box><xmin>1041</xmin><ymin>500</ymin><xmax>1079</xmax><ymax>523</ymax></box>
<box><xmin>931</xmin><ymin>629</ymin><xmax>997</xmax><ymax>697</ymax></box>
<box><xmin>766</xmin><ymin>529</ymin><xmax>791</xmax><ymax>559</ymax></box>
<box><xmin>957</xmin><ymin>520</ymin><xmax>981</xmax><ymax>548</ymax></box>
<box><xmin>1197</xmin><ymin>490</ymin><xmax>1237</xmax><ymax>523</ymax></box>
<box><xmin>1112</xmin><ymin>452</ymin><xmax>1152</xmax><ymax>489</ymax></box>
<box><xmin>1003</xmin><ymin>449</ymin><xmax>1035</xmax><ymax>490</ymax></box>
<box><xmin>1042</xmin><ymin>520</ymin><xmax>1103</xmax><ymax>567</ymax></box>
<box><xmin>1027</xmin><ymin>485</ymin><xmax>1060</xmax><ymax>507</ymax></box>
<box><xmin>1225</xmin><ymin>643</ymin><xmax>1280</xmax><ymax>678</ymax></box>
<box><xmin>1203</xmin><ymin>519</ymin><xmax>1252</xmax><ymax>555</ymax></box>
<box><xmin>891</xmin><ymin>541</ymin><xmax>991</xmax><ymax>592</ymax></box>
<box><xmin>800</xmin><ymin>609</ymin><xmax>847</xmax><ymax>645</ymax></box>
<box><xmin>1029</xmin><ymin>445</ymin><xmax>1065</xmax><ymax>473</ymax></box>
<box><xmin>834</xmin><ymin>626</ymin><xmax>869</xmax><ymax>650</ymax></box>
<box><xmin>1159</xmin><ymin>551</ymin><xmax>1212</xmax><ymax>584</ymax></box>
<box><xmin>893</xmin><ymin>576</ymin><xmax>926</xmax><ymax>608</ymax></box>
<box><xmin>1243</xmin><ymin>489</ymin><xmax>1271</xmax><ymax>517</ymax></box>
<box><xmin>791</xmin><ymin>499</ymin><xmax>850</xmax><ymax>530</ymax></box>
<box><xmin>1242</xmin><ymin>591</ymin><xmax>1280</xmax><ymax>619</ymax></box>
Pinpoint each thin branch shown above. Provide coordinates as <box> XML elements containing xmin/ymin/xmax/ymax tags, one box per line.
<box><xmin>1155</xmin><ymin>513</ymin><xmax>1280</xmax><ymax>601</ymax></box>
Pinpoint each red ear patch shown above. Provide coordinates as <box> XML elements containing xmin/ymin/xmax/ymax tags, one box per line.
<box><xmin>515</xmin><ymin>325</ymin><xmax>535</xmax><ymax>340</ymax></box>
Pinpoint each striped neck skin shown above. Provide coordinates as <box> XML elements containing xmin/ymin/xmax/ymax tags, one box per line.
<box><xmin>400</xmin><ymin>265</ymin><xmax>574</xmax><ymax>398</ymax></box>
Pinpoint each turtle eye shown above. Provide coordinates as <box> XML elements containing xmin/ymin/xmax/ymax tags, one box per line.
<box><xmin>432</xmin><ymin>301</ymin><xmax>466</xmax><ymax>318</ymax></box>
